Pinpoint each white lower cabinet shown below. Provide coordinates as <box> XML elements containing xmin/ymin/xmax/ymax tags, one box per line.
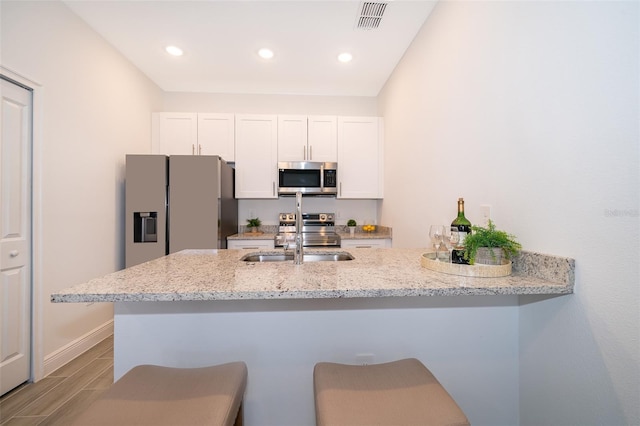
<box><xmin>341</xmin><ymin>239</ymin><xmax>391</xmax><ymax>249</ymax></box>
<box><xmin>227</xmin><ymin>239</ymin><xmax>275</xmax><ymax>250</ymax></box>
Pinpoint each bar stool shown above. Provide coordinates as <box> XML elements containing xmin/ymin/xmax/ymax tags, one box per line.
<box><xmin>314</xmin><ymin>358</ymin><xmax>470</xmax><ymax>426</ymax></box>
<box><xmin>72</xmin><ymin>362</ymin><xmax>248</xmax><ymax>426</ymax></box>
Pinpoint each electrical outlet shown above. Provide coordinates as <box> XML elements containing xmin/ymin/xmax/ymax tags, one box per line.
<box><xmin>480</xmin><ymin>205</ymin><xmax>491</xmax><ymax>226</ymax></box>
<box><xmin>356</xmin><ymin>353</ymin><xmax>375</xmax><ymax>365</ymax></box>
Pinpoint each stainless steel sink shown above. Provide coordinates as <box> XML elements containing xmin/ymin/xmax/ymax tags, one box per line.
<box><xmin>241</xmin><ymin>252</ymin><xmax>354</xmax><ymax>262</ymax></box>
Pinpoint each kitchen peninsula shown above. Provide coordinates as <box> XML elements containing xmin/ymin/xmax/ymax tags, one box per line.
<box><xmin>52</xmin><ymin>248</ymin><xmax>574</xmax><ymax>425</ymax></box>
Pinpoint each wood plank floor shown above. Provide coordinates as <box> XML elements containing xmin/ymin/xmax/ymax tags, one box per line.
<box><xmin>0</xmin><ymin>335</ymin><xmax>114</xmax><ymax>426</ymax></box>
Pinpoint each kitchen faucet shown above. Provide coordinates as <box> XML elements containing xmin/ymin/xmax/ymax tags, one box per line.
<box><xmin>294</xmin><ymin>191</ymin><xmax>303</xmax><ymax>264</ymax></box>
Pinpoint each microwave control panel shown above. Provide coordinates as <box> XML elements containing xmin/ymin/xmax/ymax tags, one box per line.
<box><xmin>323</xmin><ymin>169</ymin><xmax>337</xmax><ymax>187</ymax></box>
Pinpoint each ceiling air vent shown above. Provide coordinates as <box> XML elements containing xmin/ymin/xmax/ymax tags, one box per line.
<box><xmin>355</xmin><ymin>1</ymin><xmax>388</xmax><ymax>30</ymax></box>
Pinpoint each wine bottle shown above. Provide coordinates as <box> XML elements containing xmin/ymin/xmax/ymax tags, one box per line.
<box><xmin>451</xmin><ymin>198</ymin><xmax>471</xmax><ymax>264</ymax></box>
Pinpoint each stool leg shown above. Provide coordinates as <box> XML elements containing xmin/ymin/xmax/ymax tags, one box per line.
<box><xmin>234</xmin><ymin>403</ymin><xmax>244</xmax><ymax>426</ymax></box>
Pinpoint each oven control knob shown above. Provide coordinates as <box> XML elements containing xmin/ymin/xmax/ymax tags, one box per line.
<box><xmin>319</xmin><ymin>214</ymin><xmax>327</xmax><ymax>221</ymax></box>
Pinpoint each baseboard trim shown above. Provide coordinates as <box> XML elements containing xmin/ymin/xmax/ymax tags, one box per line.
<box><xmin>44</xmin><ymin>320</ymin><xmax>114</xmax><ymax>377</ymax></box>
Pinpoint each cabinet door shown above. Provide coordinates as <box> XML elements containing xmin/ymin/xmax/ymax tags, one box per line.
<box><xmin>337</xmin><ymin>117</ymin><xmax>383</xmax><ymax>199</ymax></box>
<box><xmin>235</xmin><ymin>115</ymin><xmax>278</xmax><ymax>199</ymax></box>
<box><xmin>152</xmin><ymin>112</ymin><xmax>198</xmax><ymax>155</ymax></box>
<box><xmin>341</xmin><ymin>239</ymin><xmax>391</xmax><ymax>248</ymax></box>
<box><xmin>198</xmin><ymin>113</ymin><xmax>235</xmax><ymax>161</ymax></box>
<box><xmin>227</xmin><ymin>239</ymin><xmax>275</xmax><ymax>250</ymax></box>
<box><xmin>277</xmin><ymin>115</ymin><xmax>308</xmax><ymax>162</ymax></box>
<box><xmin>308</xmin><ymin>116</ymin><xmax>337</xmax><ymax>162</ymax></box>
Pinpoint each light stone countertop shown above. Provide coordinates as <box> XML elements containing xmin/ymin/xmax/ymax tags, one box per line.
<box><xmin>51</xmin><ymin>248</ymin><xmax>574</xmax><ymax>303</ymax></box>
<box><xmin>227</xmin><ymin>225</ymin><xmax>393</xmax><ymax>241</ymax></box>
<box><xmin>227</xmin><ymin>232</ymin><xmax>276</xmax><ymax>240</ymax></box>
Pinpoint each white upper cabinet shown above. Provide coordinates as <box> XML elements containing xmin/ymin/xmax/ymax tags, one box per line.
<box><xmin>197</xmin><ymin>113</ymin><xmax>235</xmax><ymax>161</ymax></box>
<box><xmin>277</xmin><ymin>115</ymin><xmax>337</xmax><ymax>162</ymax></box>
<box><xmin>337</xmin><ymin>116</ymin><xmax>384</xmax><ymax>199</ymax></box>
<box><xmin>235</xmin><ymin>114</ymin><xmax>278</xmax><ymax>199</ymax></box>
<box><xmin>277</xmin><ymin>115</ymin><xmax>307</xmax><ymax>162</ymax></box>
<box><xmin>307</xmin><ymin>116</ymin><xmax>338</xmax><ymax>162</ymax></box>
<box><xmin>152</xmin><ymin>113</ymin><xmax>235</xmax><ymax>161</ymax></box>
<box><xmin>152</xmin><ymin>113</ymin><xmax>198</xmax><ymax>155</ymax></box>
<box><xmin>152</xmin><ymin>112</ymin><xmax>383</xmax><ymax>200</ymax></box>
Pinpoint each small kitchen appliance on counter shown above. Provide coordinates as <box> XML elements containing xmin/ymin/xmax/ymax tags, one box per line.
<box><xmin>275</xmin><ymin>212</ymin><xmax>340</xmax><ymax>247</ymax></box>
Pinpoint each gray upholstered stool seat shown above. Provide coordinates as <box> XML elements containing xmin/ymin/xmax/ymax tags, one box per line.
<box><xmin>72</xmin><ymin>362</ymin><xmax>248</xmax><ymax>426</ymax></box>
<box><xmin>314</xmin><ymin>358</ymin><xmax>470</xmax><ymax>426</ymax></box>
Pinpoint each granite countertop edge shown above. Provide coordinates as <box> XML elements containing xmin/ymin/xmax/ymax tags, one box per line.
<box><xmin>51</xmin><ymin>248</ymin><xmax>574</xmax><ymax>304</ymax></box>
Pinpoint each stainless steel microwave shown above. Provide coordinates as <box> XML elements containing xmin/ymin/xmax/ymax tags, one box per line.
<box><xmin>278</xmin><ymin>161</ymin><xmax>338</xmax><ymax>196</ymax></box>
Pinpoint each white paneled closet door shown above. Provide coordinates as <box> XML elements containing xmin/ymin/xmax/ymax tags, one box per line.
<box><xmin>0</xmin><ymin>77</ymin><xmax>32</xmax><ymax>396</ymax></box>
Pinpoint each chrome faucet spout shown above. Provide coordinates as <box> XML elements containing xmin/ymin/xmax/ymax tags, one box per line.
<box><xmin>294</xmin><ymin>191</ymin><xmax>303</xmax><ymax>264</ymax></box>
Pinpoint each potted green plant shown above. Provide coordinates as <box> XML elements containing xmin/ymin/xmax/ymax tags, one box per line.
<box><xmin>347</xmin><ymin>219</ymin><xmax>357</xmax><ymax>237</ymax></box>
<box><xmin>246</xmin><ymin>217</ymin><xmax>261</xmax><ymax>233</ymax></box>
<box><xmin>463</xmin><ymin>220</ymin><xmax>522</xmax><ymax>265</ymax></box>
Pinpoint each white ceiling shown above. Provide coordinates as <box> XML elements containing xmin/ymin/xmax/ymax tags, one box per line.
<box><xmin>64</xmin><ymin>1</ymin><xmax>437</xmax><ymax>97</ymax></box>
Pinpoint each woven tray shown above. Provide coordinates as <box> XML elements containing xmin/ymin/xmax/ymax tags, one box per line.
<box><xmin>420</xmin><ymin>252</ymin><xmax>512</xmax><ymax>277</ymax></box>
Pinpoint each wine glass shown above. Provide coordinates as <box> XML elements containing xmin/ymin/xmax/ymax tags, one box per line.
<box><xmin>445</xmin><ymin>228</ymin><xmax>460</xmax><ymax>263</ymax></box>
<box><xmin>429</xmin><ymin>225</ymin><xmax>444</xmax><ymax>261</ymax></box>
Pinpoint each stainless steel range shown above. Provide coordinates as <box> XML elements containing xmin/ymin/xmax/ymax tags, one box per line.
<box><xmin>275</xmin><ymin>212</ymin><xmax>341</xmax><ymax>247</ymax></box>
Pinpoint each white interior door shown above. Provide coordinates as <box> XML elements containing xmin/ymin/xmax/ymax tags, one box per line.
<box><xmin>0</xmin><ymin>77</ymin><xmax>32</xmax><ymax>396</ymax></box>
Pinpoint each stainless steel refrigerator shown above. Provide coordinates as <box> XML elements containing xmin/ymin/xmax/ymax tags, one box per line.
<box><xmin>125</xmin><ymin>155</ymin><xmax>238</xmax><ymax>268</ymax></box>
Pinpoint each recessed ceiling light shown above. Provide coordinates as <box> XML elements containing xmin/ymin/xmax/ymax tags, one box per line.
<box><xmin>258</xmin><ymin>48</ymin><xmax>274</xmax><ymax>60</ymax></box>
<box><xmin>338</xmin><ymin>52</ymin><xmax>353</xmax><ymax>63</ymax></box>
<box><xmin>165</xmin><ymin>45</ymin><xmax>184</xmax><ymax>56</ymax></box>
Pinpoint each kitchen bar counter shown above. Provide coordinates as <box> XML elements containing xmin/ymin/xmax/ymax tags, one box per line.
<box><xmin>51</xmin><ymin>248</ymin><xmax>574</xmax><ymax>303</ymax></box>
<box><xmin>51</xmin><ymin>247</ymin><xmax>574</xmax><ymax>425</ymax></box>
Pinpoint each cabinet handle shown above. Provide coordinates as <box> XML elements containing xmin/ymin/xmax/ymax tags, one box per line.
<box><xmin>339</xmin><ymin>182</ymin><xmax>342</xmax><ymax>197</ymax></box>
<box><xmin>9</xmin><ymin>250</ymin><xmax>19</xmax><ymax>257</ymax></box>
<box><xmin>192</xmin><ymin>144</ymin><xmax>195</xmax><ymax>155</ymax></box>
<box><xmin>273</xmin><ymin>181</ymin><xmax>276</xmax><ymax>196</ymax></box>
<box><xmin>303</xmin><ymin>146</ymin><xmax>306</xmax><ymax>160</ymax></box>
<box><xmin>198</xmin><ymin>144</ymin><xmax>202</xmax><ymax>155</ymax></box>
<box><xmin>355</xmin><ymin>245</ymin><xmax>372</xmax><ymax>248</ymax></box>
<box><xmin>309</xmin><ymin>145</ymin><xmax>313</xmax><ymax>160</ymax></box>
<box><xmin>243</xmin><ymin>247</ymin><xmax>260</xmax><ymax>250</ymax></box>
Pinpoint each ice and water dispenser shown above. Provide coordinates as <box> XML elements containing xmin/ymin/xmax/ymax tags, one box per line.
<box><xmin>133</xmin><ymin>212</ymin><xmax>158</xmax><ymax>243</ymax></box>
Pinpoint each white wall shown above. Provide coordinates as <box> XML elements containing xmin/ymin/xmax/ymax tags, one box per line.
<box><xmin>378</xmin><ymin>1</ymin><xmax>639</xmax><ymax>425</ymax></box>
<box><xmin>1</xmin><ymin>1</ymin><xmax>162</xmax><ymax>375</ymax></box>
<box><xmin>163</xmin><ymin>92</ymin><xmax>381</xmax><ymax>225</ymax></box>
<box><xmin>162</xmin><ymin>92</ymin><xmax>378</xmax><ymax>116</ymax></box>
